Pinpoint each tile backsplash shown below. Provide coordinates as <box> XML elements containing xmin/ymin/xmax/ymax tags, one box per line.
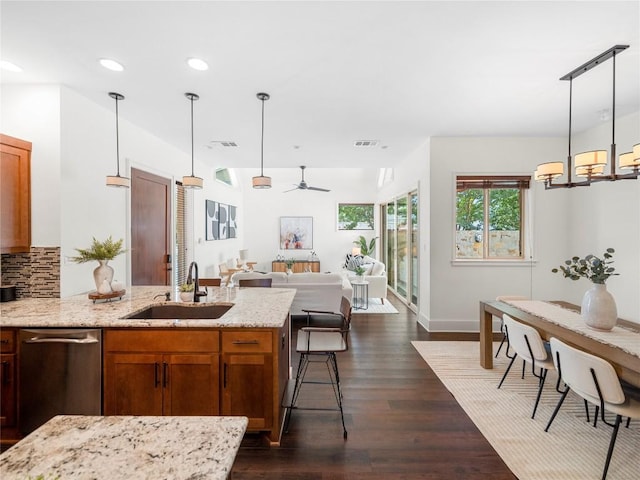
<box><xmin>1</xmin><ymin>247</ymin><xmax>60</xmax><ymax>298</ymax></box>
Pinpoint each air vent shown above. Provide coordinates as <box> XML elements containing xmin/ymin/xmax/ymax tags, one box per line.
<box><xmin>353</xmin><ymin>140</ymin><xmax>379</xmax><ymax>148</ymax></box>
<box><xmin>208</xmin><ymin>141</ymin><xmax>238</xmax><ymax>148</ymax></box>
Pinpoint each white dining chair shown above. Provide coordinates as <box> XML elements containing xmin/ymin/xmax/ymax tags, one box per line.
<box><xmin>544</xmin><ymin>337</ymin><xmax>640</xmax><ymax>480</ymax></box>
<box><xmin>495</xmin><ymin>295</ymin><xmax>528</xmax><ymax>359</ymax></box>
<box><xmin>498</xmin><ymin>314</ymin><xmax>556</xmax><ymax>419</ymax></box>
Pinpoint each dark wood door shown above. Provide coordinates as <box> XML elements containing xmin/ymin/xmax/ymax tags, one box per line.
<box><xmin>104</xmin><ymin>353</ymin><xmax>163</xmax><ymax>415</ymax></box>
<box><xmin>0</xmin><ymin>354</ymin><xmax>17</xmax><ymax>427</ymax></box>
<box><xmin>222</xmin><ymin>353</ymin><xmax>273</xmax><ymax>430</ymax></box>
<box><xmin>164</xmin><ymin>354</ymin><xmax>220</xmax><ymax>416</ymax></box>
<box><xmin>131</xmin><ymin>168</ymin><xmax>171</xmax><ymax>285</ymax></box>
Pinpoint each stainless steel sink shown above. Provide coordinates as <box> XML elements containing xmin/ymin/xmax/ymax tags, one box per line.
<box><xmin>125</xmin><ymin>303</ymin><xmax>233</xmax><ymax>320</ymax></box>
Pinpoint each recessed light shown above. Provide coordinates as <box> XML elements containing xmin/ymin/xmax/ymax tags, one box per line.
<box><xmin>187</xmin><ymin>58</ymin><xmax>209</xmax><ymax>71</ymax></box>
<box><xmin>99</xmin><ymin>58</ymin><xmax>124</xmax><ymax>72</ymax></box>
<box><xmin>0</xmin><ymin>61</ymin><xmax>22</xmax><ymax>72</ymax></box>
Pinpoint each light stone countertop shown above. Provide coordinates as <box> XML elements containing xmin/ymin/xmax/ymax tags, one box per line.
<box><xmin>0</xmin><ymin>286</ymin><xmax>296</xmax><ymax>328</ymax></box>
<box><xmin>0</xmin><ymin>415</ymin><xmax>248</xmax><ymax>479</ymax></box>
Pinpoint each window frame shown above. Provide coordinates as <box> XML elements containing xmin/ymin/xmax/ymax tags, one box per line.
<box><xmin>337</xmin><ymin>203</ymin><xmax>375</xmax><ymax>231</ymax></box>
<box><xmin>453</xmin><ymin>174</ymin><xmax>531</xmax><ymax>263</ymax></box>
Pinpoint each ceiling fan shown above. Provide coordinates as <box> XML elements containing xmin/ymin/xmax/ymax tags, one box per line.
<box><xmin>284</xmin><ymin>166</ymin><xmax>331</xmax><ymax>193</ymax></box>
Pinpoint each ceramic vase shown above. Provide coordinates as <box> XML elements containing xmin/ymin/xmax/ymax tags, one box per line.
<box><xmin>93</xmin><ymin>260</ymin><xmax>114</xmax><ymax>291</ymax></box>
<box><xmin>581</xmin><ymin>283</ymin><xmax>617</xmax><ymax>331</ymax></box>
<box><xmin>180</xmin><ymin>292</ymin><xmax>193</xmax><ymax>302</ymax></box>
<box><xmin>286</xmin><ymin>268</ymin><xmax>293</xmax><ymax>275</ymax></box>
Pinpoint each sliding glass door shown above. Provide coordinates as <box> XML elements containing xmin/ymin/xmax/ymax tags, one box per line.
<box><xmin>381</xmin><ymin>190</ymin><xmax>419</xmax><ymax>309</ymax></box>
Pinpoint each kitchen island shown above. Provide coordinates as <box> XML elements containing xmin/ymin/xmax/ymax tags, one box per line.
<box><xmin>0</xmin><ymin>415</ymin><xmax>247</xmax><ymax>479</ymax></box>
<box><xmin>0</xmin><ymin>286</ymin><xmax>296</xmax><ymax>446</ymax></box>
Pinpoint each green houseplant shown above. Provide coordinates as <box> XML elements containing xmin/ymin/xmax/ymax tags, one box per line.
<box><xmin>284</xmin><ymin>258</ymin><xmax>295</xmax><ymax>273</ymax></box>
<box><xmin>353</xmin><ymin>235</ymin><xmax>377</xmax><ymax>257</ymax></box>
<box><xmin>71</xmin><ymin>236</ymin><xmax>126</xmax><ymax>292</ymax></box>
<box><xmin>179</xmin><ymin>282</ymin><xmax>194</xmax><ymax>302</ymax></box>
<box><xmin>552</xmin><ymin>248</ymin><xmax>618</xmax><ymax>330</ymax></box>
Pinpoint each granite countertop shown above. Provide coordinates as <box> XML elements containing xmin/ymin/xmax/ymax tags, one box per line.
<box><xmin>0</xmin><ymin>415</ymin><xmax>248</xmax><ymax>479</ymax></box>
<box><xmin>0</xmin><ymin>286</ymin><xmax>296</xmax><ymax>328</ymax></box>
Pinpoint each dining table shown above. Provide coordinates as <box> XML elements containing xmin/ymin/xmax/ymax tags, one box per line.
<box><xmin>479</xmin><ymin>299</ymin><xmax>640</xmax><ymax>387</ymax></box>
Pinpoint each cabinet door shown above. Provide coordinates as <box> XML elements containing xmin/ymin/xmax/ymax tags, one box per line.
<box><xmin>222</xmin><ymin>353</ymin><xmax>273</xmax><ymax>430</ymax></box>
<box><xmin>163</xmin><ymin>354</ymin><xmax>219</xmax><ymax>416</ymax></box>
<box><xmin>104</xmin><ymin>353</ymin><xmax>163</xmax><ymax>415</ymax></box>
<box><xmin>272</xmin><ymin>261</ymin><xmax>286</xmax><ymax>273</ymax></box>
<box><xmin>0</xmin><ymin>354</ymin><xmax>17</xmax><ymax>427</ymax></box>
<box><xmin>0</xmin><ymin>135</ymin><xmax>31</xmax><ymax>253</ymax></box>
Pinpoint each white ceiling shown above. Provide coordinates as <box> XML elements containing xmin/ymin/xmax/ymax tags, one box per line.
<box><xmin>1</xmin><ymin>1</ymin><xmax>639</xmax><ymax>171</ymax></box>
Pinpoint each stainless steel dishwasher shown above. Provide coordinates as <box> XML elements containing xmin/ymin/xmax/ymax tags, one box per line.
<box><xmin>19</xmin><ymin>328</ymin><xmax>102</xmax><ymax>435</ymax></box>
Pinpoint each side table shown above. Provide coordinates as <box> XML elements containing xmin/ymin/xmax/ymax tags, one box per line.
<box><xmin>351</xmin><ymin>281</ymin><xmax>369</xmax><ymax>310</ymax></box>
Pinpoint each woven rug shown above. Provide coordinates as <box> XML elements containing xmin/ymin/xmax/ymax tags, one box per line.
<box><xmin>351</xmin><ymin>297</ymin><xmax>398</xmax><ymax>314</ymax></box>
<box><xmin>411</xmin><ymin>341</ymin><xmax>639</xmax><ymax>480</ymax></box>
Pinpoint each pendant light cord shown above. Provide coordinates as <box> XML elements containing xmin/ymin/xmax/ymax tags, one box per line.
<box><xmin>260</xmin><ymin>96</ymin><xmax>265</xmax><ymax>176</ymax></box>
<box><xmin>190</xmin><ymin>95</ymin><xmax>195</xmax><ymax>177</ymax></box>
<box><xmin>115</xmin><ymin>95</ymin><xmax>121</xmax><ymax>177</ymax></box>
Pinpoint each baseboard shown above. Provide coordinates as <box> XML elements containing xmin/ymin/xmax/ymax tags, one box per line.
<box><xmin>418</xmin><ymin>311</ymin><xmax>501</xmax><ymax>333</ymax></box>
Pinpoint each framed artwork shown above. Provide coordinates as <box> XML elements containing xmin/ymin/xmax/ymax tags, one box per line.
<box><xmin>218</xmin><ymin>204</ymin><xmax>229</xmax><ymax>239</ymax></box>
<box><xmin>280</xmin><ymin>216</ymin><xmax>313</xmax><ymax>250</ymax></box>
<box><xmin>206</xmin><ymin>200</ymin><xmax>237</xmax><ymax>240</ymax></box>
<box><xmin>337</xmin><ymin>203</ymin><xmax>375</xmax><ymax>230</ymax></box>
<box><xmin>205</xmin><ymin>200</ymin><xmax>219</xmax><ymax>240</ymax></box>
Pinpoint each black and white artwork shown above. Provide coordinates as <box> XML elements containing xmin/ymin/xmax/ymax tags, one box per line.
<box><xmin>206</xmin><ymin>200</ymin><xmax>219</xmax><ymax>240</ymax></box>
<box><xmin>206</xmin><ymin>200</ymin><xmax>237</xmax><ymax>240</ymax></box>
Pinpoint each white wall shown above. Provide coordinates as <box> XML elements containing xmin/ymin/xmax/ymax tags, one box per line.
<box><xmin>241</xmin><ymin>167</ymin><xmax>379</xmax><ymax>273</ymax></box>
<box><xmin>427</xmin><ymin>136</ymin><xmax>571</xmax><ymax>330</ymax></box>
<box><xmin>1</xmin><ymin>85</ymin><xmax>62</xmax><ymax>246</ymax></box>
<box><xmin>566</xmin><ymin>112</ymin><xmax>640</xmax><ymax>322</ymax></box>
<box><xmin>4</xmin><ymin>85</ymin><xmax>247</xmax><ymax>296</ymax></box>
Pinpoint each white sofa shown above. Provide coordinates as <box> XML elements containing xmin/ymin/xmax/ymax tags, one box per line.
<box><xmin>230</xmin><ymin>271</ymin><xmax>352</xmax><ymax>316</ymax></box>
<box><xmin>341</xmin><ymin>256</ymin><xmax>388</xmax><ymax>303</ymax></box>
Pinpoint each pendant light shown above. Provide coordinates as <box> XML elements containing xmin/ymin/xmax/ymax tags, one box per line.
<box><xmin>252</xmin><ymin>92</ymin><xmax>272</xmax><ymax>189</ymax></box>
<box><xmin>535</xmin><ymin>45</ymin><xmax>638</xmax><ymax>189</ymax></box>
<box><xmin>106</xmin><ymin>92</ymin><xmax>130</xmax><ymax>188</ymax></box>
<box><xmin>183</xmin><ymin>92</ymin><xmax>203</xmax><ymax>189</ymax></box>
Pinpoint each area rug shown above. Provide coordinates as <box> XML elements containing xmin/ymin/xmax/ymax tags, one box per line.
<box><xmin>411</xmin><ymin>341</ymin><xmax>639</xmax><ymax>480</ymax></box>
<box><xmin>351</xmin><ymin>297</ymin><xmax>398</xmax><ymax>314</ymax></box>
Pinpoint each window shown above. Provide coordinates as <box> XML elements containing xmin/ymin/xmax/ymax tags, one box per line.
<box><xmin>455</xmin><ymin>175</ymin><xmax>530</xmax><ymax>259</ymax></box>
<box><xmin>337</xmin><ymin>203</ymin><xmax>374</xmax><ymax>230</ymax></box>
<box><xmin>215</xmin><ymin>168</ymin><xmax>234</xmax><ymax>187</ymax></box>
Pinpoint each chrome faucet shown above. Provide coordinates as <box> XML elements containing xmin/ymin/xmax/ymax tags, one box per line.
<box><xmin>186</xmin><ymin>261</ymin><xmax>208</xmax><ymax>302</ymax></box>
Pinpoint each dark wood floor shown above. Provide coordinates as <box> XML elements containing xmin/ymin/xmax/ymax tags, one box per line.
<box><xmin>233</xmin><ymin>295</ymin><xmax>516</xmax><ymax>479</ymax></box>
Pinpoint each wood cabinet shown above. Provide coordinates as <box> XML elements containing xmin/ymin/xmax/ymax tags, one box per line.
<box><xmin>272</xmin><ymin>260</ymin><xmax>320</xmax><ymax>273</ymax></box>
<box><xmin>1</xmin><ymin>134</ymin><xmax>31</xmax><ymax>254</ymax></box>
<box><xmin>0</xmin><ymin>329</ymin><xmax>18</xmax><ymax>447</ymax></box>
<box><xmin>221</xmin><ymin>331</ymin><xmax>274</xmax><ymax>430</ymax></box>
<box><xmin>104</xmin><ymin>329</ymin><xmax>220</xmax><ymax>416</ymax></box>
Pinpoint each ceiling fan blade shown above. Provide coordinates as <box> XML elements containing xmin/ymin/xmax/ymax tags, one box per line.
<box><xmin>283</xmin><ymin>186</ymin><xmax>301</xmax><ymax>193</ymax></box>
<box><xmin>307</xmin><ymin>186</ymin><xmax>331</xmax><ymax>192</ymax></box>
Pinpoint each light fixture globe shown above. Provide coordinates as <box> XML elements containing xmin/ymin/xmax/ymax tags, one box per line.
<box><xmin>106</xmin><ymin>92</ymin><xmax>130</xmax><ymax>188</ymax></box>
<box><xmin>253</xmin><ymin>92</ymin><xmax>272</xmax><ymax>189</ymax></box>
<box><xmin>183</xmin><ymin>92</ymin><xmax>203</xmax><ymax>189</ymax></box>
<box><xmin>252</xmin><ymin>175</ymin><xmax>272</xmax><ymax>188</ymax></box>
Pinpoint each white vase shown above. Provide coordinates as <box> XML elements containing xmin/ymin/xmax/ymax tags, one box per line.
<box><xmin>286</xmin><ymin>268</ymin><xmax>293</xmax><ymax>275</ymax></box>
<box><xmin>93</xmin><ymin>260</ymin><xmax>114</xmax><ymax>291</ymax></box>
<box><xmin>180</xmin><ymin>292</ymin><xmax>193</xmax><ymax>302</ymax></box>
<box><xmin>581</xmin><ymin>283</ymin><xmax>617</xmax><ymax>331</ymax></box>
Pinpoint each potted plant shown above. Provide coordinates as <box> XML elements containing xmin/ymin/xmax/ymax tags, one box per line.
<box><xmin>353</xmin><ymin>235</ymin><xmax>377</xmax><ymax>257</ymax></box>
<box><xmin>71</xmin><ymin>236</ymin><xmax>126</xmax><ymax>292</ymax></box>
<box><xmin>285</xmin><ymin>258</ymin><xmax>295</xmax><ymax>274</ymax></box>
<box><xmin>179</xmin><ymin>282</ymin><xmax>194</xmax><ymax>302</ymax></box>
<box><xmin>354</xmin><ymin>265</ymin><xmax>366</xmax><ymax>281</ymax></box>
<box><xmin>552</xmin><ymin>247</ymin><xmax>618</xmax><ymax>330</ymax></box>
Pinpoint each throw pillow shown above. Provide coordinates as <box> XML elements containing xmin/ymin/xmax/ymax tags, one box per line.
<box><xmin>344</xmin><ymin>254</ymin><xmax>364</xmax><ymax>271</ymax></box>
<box><xmin>370</xmin><ymin>261</ymin><xmax>385</xmax><ymax>276</ymax></box>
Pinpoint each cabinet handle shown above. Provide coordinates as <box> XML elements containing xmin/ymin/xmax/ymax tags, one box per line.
<box><xmin>0</xmin><ymin>339</ymin><xmax>9</xmax><ymax>344</ymax></box>
<box><xmin>154</xmin><ymin>362</ymin><xmax>160</xmax><ymax>388</ymax></box>
<box><xmin>223</xmin><ymin>363</ymin><xmax>227</xmax><ymax>388</ymax></box>
<box><xmin>163</xmin><ymin>362</ymin><xmax>168</xmax><ymax>388</ymax></box>
<box><xmin>231</xmin><ymin>340</ymin><xmax>259</xmax><ymax>345</ymax></box>
<box><xmin>1</xmin><ymin>361</ymin><xmax>10</xmax><ymax>384</ymax></box>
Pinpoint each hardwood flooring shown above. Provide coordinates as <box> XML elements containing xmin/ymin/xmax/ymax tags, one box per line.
<box><xmin>233</xmin><ymin>295</ymin><xmax>516</xmax><ymax>479</ymax></box>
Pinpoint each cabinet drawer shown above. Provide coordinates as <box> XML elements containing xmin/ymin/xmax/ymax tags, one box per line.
<box><xmin>105</xmin><ymin>329</ymin><xmax>219</xmax><ymax>353</ymax></box>
<box><xmin>0</xmin><ymin>329</ymin><xmax>16</xmax><ymax>353</ymax></box>
<box><xmin>222</xmin><ymin>331</ymin><xmax>272</xmax><ymax>353</ymax></box>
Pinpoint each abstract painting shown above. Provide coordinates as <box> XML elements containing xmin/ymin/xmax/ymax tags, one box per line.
<box><xmin>280</xmin><ymin>216</ymin><xmax>313</xmax><ymax>249</ymax></box>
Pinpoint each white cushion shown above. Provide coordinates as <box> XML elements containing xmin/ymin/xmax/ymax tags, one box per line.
<box><xmin>370</xmin><ymin>261</ymin><xmax>385</xmax><ymax>276</ymax></box>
